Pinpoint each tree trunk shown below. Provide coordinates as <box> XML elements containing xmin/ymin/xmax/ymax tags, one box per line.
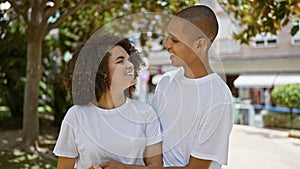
<box><xmin>23</xmin><ymin>34</ymin><xmax>43</xmax><ymax>147</ymax></box>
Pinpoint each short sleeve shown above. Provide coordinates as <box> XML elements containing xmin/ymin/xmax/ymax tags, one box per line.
<box><xmin>145</xmin><ymin>107</ymin><xmax>162</xmax><ymax>146</ymax></box>
<box><xmin>53</xmin><ymin>119</ymin><xmax>78</xmax><ymax>158</ymax></box>
<box><xmin>151</xmin><ymin>76</ymin><xmax>168</xmax><ymax>120</ymax></box>
<box><xmin>151</xmin><ymin>80</ymin><xmax>163</xmax><ymax>115</ymax></box>
<box><xmin>191</xmin><ymin>102</ymin><xmax>234</xmax><ymax>165</ymax></box>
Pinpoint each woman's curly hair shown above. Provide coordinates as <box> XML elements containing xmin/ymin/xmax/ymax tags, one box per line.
<box><xmin>63</xmin><ymin>33</ymin><xmax>142</xmax><ymax>105</ymax></box>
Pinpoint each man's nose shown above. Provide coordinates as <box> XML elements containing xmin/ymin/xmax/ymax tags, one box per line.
<box><xmin>164</xmin><ymin>36</ymin><xmax>172</xmax><ymax>49</ymax></box>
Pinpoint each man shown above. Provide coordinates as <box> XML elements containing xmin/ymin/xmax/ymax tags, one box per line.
<box><xmin>94</xmin><ymin>5</ymin><xmax>234</xmax><ymax>169</ymax></box>
<box><xmin>150</xmin><ymin>5</ymin><xmax>234</xmax><ymax>169</ymax></box>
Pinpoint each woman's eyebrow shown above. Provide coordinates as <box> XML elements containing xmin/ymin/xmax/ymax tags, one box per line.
<box><xmin>116</xmin><ymin>56</ymin><xmax>125</xmax><ymax>60</ymax></box>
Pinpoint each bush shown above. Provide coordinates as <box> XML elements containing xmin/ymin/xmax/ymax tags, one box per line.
<box><xmin>263</xmin><ymin>112</ymin><xmax>300</xmax><ymax>129</ymax></box>
<box><xmin>271</xmin><ymin>84</ymin><xmax>300</xmax><ymax>109</ymax></box>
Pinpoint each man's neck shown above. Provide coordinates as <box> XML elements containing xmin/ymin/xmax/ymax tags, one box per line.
<box><xmin>183</xmin><ymin>56</ymin><xmax>213</xmax><ymax>79</ymax></box>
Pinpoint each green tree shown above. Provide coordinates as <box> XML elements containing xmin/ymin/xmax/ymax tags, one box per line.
<box><xmin>219</xmin><ymin>0</ymin><xmax>300</xmax><ymax>44</ymax></box>
<box><xmin>0</xmin><ymin>2</ymin><xmax>26</xmax><ymax>119</ymax></box>
<box><xmin>271</xmin><ymin>84</ymin><xmax>300</xmax><ymax>121</ymax></box>
<box><xmin>6</xmin><ymin>0</ymin><xmax>88</xmax><ymax>148</ymax></box>
<box><xmin>4</xmin><ymin>0</ymin><xmax>196</xmax><ymax>148</ymax></box>
<box><xmin>0</xmin><ymin>31</ymin><xmax>26</xmax><ymax>119</ymax></box>
<box><xmin>0</xmin><ymin>8</ymin><xmax>52</xmax><ymax>120</ymax></box>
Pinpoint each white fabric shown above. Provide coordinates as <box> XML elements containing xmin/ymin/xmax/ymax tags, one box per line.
<box><xmin>151</xmin><ymin>68</ymin><xmax>234</xmax><ymax>169</ymax></box>
<box><xmin>53</xmin><ymin>98</ymin><xmax>162</xmax><ymax>169</ymax></box>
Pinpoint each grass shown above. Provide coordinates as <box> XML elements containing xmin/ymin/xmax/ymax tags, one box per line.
<box><xmin>0</xmin><ymin>149</ymin><xmax>57</xmax><ymax>169</ymax></box>
<box><xmin>0</xmin><ymin>114</ymin><xmax>59</xmax><ymax>168</ymax></box>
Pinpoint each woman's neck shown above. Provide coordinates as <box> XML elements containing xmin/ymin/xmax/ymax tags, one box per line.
<box><xmin>97</xmin><ymin>90</ymin><xmax>126</xmax><ymax>109</ymax></box>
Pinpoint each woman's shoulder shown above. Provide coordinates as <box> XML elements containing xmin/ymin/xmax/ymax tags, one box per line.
<box><xmin>63</xmin><ymin>104</ymin><xmax>92</xmax><ymax>121</ymax></box>
<box><xmin>67</xmin><ymin>104</ymin><xmax>91</xmax><ymax>112</ymax></box>
<box><xmin>127</xmin><ymin>98</ymin><xmax>154</xmax><ymax>112</ymax></box>
<box><xmin>127</xmin><ymin>99</ymin><xmax>158</xmax><ymax>122</ymax></box>
<box><xmin>126</xmin><ymin>99</ymin><xmax>154</xmax><ymax>114</ymax></box>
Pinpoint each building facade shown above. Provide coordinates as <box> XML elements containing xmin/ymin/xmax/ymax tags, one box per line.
<box><xmin>136</xmin><ymin>1</ymin><xmax>300</xmax><ymax>106</ymax></box>
<box><xmin>204</xmin><ymin>0</ymin><xmax>300</xmax><ymax>105</ymax></box>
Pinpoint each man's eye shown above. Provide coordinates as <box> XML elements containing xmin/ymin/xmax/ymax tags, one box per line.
<box><xmin>171</xmin><ymin>38</ymin><xmax>179</xmax><ymax>43</ymax></box>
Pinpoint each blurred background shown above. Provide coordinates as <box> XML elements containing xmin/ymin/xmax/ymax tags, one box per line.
<box><xmin>0</xmin><ymin>0</ymin><xmax>299</xmax><ymax>168</ymax></box>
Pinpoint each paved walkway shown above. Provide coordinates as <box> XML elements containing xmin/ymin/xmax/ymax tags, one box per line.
<box><xmin>223</xmin><ymin>125</ymin><xmax>300</xmax><ymax>169</ymax></box>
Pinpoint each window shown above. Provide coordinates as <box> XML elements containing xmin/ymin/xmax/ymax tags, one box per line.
<box><xmin>252</xmin><ymin>33</ymin><xmax>278</xmax><ymax>48</ymax></box>
<box><xmin>291</xmin><ymin>19</ymin><xmax>300</xmax><ymax>46</ymax></box>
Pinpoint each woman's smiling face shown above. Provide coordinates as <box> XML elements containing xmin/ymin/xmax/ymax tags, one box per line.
<box><xmin>108</xmin><ymin>45</ymin><xmax>135</xmax><ymax>91</ymax></box>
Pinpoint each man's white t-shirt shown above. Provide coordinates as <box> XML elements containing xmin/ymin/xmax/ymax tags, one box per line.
<box><xmin>152</xmin><ymin>68</ymin><xmax>234</xmax><ymax>169</ymax></box>
<box><xmin>53</xmin><ymin>98</ymin><xmax>162</xmax><ymax>169</ymax></box>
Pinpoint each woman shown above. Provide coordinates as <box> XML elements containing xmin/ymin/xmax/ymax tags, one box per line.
<box><xmin>53</xmin><ymin>33</ymin><xmax>162</xmax><ymax>169</ymax></box>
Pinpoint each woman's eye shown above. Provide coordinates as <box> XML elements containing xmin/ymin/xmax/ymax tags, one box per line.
<box><xmin>116</xmin><ymin>60</ymin><xmax>124</xmax><ymax>64</ymax></box>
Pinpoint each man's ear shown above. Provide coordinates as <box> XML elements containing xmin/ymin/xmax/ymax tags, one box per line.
<box><xmin>193</xmin><ymin>38</ymin><xmax>207</xmax><ymax>52</ymax></box>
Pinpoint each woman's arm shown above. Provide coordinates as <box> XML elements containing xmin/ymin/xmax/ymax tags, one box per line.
<box><xmin>56</xmin><ymin>156</ymin><xmax>76</xmax><ymax>169</ymax></box>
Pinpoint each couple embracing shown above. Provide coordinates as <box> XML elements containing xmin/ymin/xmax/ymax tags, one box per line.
<box><xmin>53</xmin><ymin>5</ymin><xmax>234</xmax><ymax>169</ymax></box>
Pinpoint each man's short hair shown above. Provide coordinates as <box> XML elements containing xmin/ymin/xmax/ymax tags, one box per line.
<box><xmin>176</xmin><ymin>5</ymin><xmax>219</xmax><ymax>43</ymax></box>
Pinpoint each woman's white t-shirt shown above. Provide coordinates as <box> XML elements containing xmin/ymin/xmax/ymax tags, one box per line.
<box><xmin>53</xmin><ymin>98</ymin><xmax>162</xmax><ymax>169</ymax></box>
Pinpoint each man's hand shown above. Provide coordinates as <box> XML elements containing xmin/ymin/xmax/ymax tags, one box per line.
<box><xmin>87</xmin><ymin>162</ymin><xmax>102</xmax><ymax>169</ymax></box>
<box><xmin>100</xmin><ymin>160</ymin><xmax>127</xmax><ymax>169</ymax></box>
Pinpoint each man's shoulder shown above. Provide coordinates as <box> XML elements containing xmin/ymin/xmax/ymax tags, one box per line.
<box><xmin>164</xmin><ymin>67</ymin><xmax>182</xmax><ymax>77</ymax></box>
<box><xmin>159</xmin><ymin>68</ymin><xmax>182</xmax><ymax>83</ymax></box>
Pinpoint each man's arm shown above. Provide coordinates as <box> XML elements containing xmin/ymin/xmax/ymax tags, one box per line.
<box><xmin>144</xmin><ymin>142</ymin><xmax>163</xmax><ymax>167</ymax></box>
<box><xmin>98</xmin><ymin>156</ymin><xmax>211</xmax><ymax>169</ymax></box>
<box><xmin>184</xmin><ymin>156</ymin><xmax>212</xmax><ymax>169</ymax></box>
<box><xmin>91</xmin><ymin>143</ymin><xmax>162</xmax><ymax>169</ymax></box>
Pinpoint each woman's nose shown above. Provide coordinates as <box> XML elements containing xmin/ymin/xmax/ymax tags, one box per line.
<box><xmin>127</xmin><ymin>60</ymin><xmax>134</xmax><ymax>69</ymax></box>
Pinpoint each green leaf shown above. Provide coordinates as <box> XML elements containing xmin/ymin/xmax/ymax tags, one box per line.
<box><xmin>219</xmin><ymin>0</ymin><xmax>298</xmax><ymax>44</ymax></box>
<box><xmin>291</xmin><ymin>24</ymin><xmax>299</xmax><ymax>36</ymax></box>
<box><xmin>282</xmin><ymin>18</ymin><xmax>290</xmax><ymax>26</ymax></box>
